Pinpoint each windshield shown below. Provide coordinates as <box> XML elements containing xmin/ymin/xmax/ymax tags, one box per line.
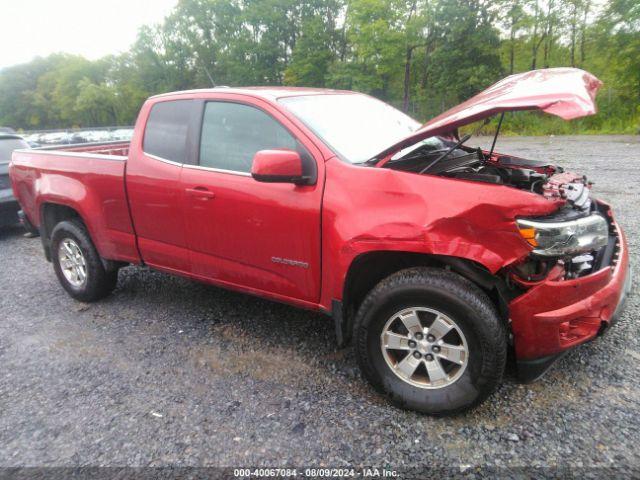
<box><xmin>0</xmin><ymin>138</ymin><xmax>28</xmax><ymax>161</ymax></box>
<box><xmin>279</xmin><ymin>94</ymin><xmax>421</xmax><ymax>163</ymax></box>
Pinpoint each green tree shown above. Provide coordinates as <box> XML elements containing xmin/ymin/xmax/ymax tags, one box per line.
<box><xmin>285</xmin><ymin>17</ymin><xmax>335</xmax><ymax>86</ymax></box>
<box><xmin>0</xmin><ymin>0</ymin><xmax>637</xmax><ymax>133</ymax></box>
<box><xmin>426</xmin><ymin>0</ymin><xmax>503</xmax><ymax>105</ymax></box>
<box><xmin>74</xmin><ymin>79</ymin><xmax>120</xmax><ymax>126</ymax></box>
<box><xmin>601</xmin><ymin>0</ymin><xmax>640</xmax><ymax>101</ymax></box>
<box><xmin>0</xmin><ymin>56</ymin><xmax>58</xmax><ymax>128</ymax></box>
<box><xmin>499</xmin><ymin>0</ymin><xmax>527</xmax><ymax>74</ymax></box>
<box><xmin>284</xmin><ymin>1</ymin><xmax>342</xmax><ymax>86</ymax></box>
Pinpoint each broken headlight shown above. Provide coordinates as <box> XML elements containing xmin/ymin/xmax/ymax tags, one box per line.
<box><xmin>516</xmin><ymin>214</ymin><xmax>609</xmax><ymax>257</ymax></box>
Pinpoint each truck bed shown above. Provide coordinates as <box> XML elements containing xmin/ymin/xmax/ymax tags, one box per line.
<box><xmin>9</xmin><ymin>141</ymin><xmax>140</xmax><ymax>264</ymax></box>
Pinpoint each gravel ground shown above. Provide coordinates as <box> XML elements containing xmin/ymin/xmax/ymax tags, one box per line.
<box><xmin>0</xmin><ymin>135</ymin><xmax>639</xmax><ymax>475</ymax></box>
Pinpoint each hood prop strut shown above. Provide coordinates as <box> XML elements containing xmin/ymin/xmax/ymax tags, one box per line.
<box><xmin>488</xmin><ymin>112</ymin><xmax>505</xmax><ymax>159</ymax></box>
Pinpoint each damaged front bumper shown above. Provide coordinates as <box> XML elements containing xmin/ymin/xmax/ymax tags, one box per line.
<box><xmin>509</xmin><ymin>220</ymin><xmax>631</xmax><ymax>382</ymax></box>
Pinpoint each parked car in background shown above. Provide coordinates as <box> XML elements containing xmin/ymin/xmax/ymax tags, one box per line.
<box><xmin>20</xmin><ymin>128</ymin><xmax>135</xmax><ymax>147</ymax></box>
<box><xmin>81</xmin><ymin>130</ymin><xmax>112</xmax><ymax>143</ymax></box>
<box><xmin>23</xmin><ymin>133</ymin><xmax>43</xmax><ymax>147</ymax></box>
<box><xmin>40</xmin><ymin>132</ymin><xmax>73</xmax><ymax>145</ymax></box>
<box><xmin>0</xmin><ymin>133</ymin><xmax>29</xmax><ymax>227</ymax></box>
<box><xmin>111</xmin><ymin>128</ymin><xmax>134</xmax><ymax>141</ymax></box>
<box><xmin>69</xmin><ymin>132</ymin><xmax>88</xmax><ymax>144</ymax></box>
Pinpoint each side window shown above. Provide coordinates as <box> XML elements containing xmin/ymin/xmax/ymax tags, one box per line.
<box><xmin>199</xmin><ymin>102</ymin><xmax>303</xmax><ymax>173</ymax></box>
<box><xmin>143</xmin><ymin>100</ymin><xmax>195</xmax><ymax>164</ymax></box>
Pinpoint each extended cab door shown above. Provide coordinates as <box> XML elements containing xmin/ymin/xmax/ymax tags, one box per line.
<box><xmin>180</xmin><ymin>97</ymin><xmax>323</xmax><ymax>303</ymax></box>
<box><xmin>126</xmin><ymin>99</ymin><xmax>200</xmax><ymax>273</ymax></box>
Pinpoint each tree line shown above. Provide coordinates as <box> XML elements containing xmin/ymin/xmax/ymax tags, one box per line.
<box><xmin>0</xmin><ymin>0</ymin><xmax>637</xmax><ymax>134</ymax></box>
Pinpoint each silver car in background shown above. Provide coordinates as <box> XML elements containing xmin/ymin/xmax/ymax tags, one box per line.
<box><xmin>0</xmin><ymin>134</ymin><xmax>29</xmax><ymax>228</ymax></box>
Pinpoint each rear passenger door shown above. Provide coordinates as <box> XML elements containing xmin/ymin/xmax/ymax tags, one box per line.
<box><xmin>126</xmin><ymin>99</ymin><xmax>200</xmax><ymax>273</ymax></box>
<box><xmin>181</xmin><ymin>97</ymin><xmax>323</xmax><ymax>303</ymax></box>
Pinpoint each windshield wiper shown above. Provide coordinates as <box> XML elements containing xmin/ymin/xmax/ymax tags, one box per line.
<box><xmin>365</xmin><ymin>141</ymin><xmax>446</xmax><ymax>166</ymax></box>
<box><xmin>418</xmin><ymin>133</ymin><xmax>472</xmax><ymax>174</ymax></box>
<box><xmin>390</xmin><ymin>144</ymin><xmax>449</xmax><ymax>163</ymax></box>
<box><xmin>417</xmin><ymin>116</ymin><xmax>494</xmax><ymax>174</ymax></box>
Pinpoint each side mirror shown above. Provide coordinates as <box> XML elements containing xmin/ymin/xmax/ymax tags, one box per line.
<box><xmin>251</xmin><ymin>149</ymin><xmax>309</xmax><ymax>185</ymax></box>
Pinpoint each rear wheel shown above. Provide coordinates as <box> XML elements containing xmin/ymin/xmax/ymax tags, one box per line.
<box><xmin>354</xmin><ymin>267</ymin><xmax>507</xmax><ymax>415</ymax></box>
<box><xmin>51</xmin><ymin>219</ymin><xmax>118</xmax><ymax>302</ymax></box>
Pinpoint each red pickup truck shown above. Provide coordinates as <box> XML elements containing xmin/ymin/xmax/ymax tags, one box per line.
<box><xmin>10</xmin><ymin>68</ymin><xmax>631</xmax><ymax>415</ymax></box>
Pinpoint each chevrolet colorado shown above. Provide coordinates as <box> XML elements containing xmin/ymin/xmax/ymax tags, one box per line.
<box><xmin>10</xmin><ymin>68</ymin><xmax>631</xmax><ymax>415</ymax></box>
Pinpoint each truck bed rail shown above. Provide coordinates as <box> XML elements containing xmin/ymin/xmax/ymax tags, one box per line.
<box><xmin>31</xmin><ymin>140</ymin><xmax>130</xmax><ymax>158</ymax></box>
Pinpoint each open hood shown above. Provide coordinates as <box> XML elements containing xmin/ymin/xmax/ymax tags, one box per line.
<box><xmin>375</xmin><ymin>68</ymin><xmax>602</xmax><ymax>165</ymax></box>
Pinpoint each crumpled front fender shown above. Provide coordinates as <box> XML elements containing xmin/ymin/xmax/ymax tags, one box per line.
<box><xmin>319</xmin><ymin>158</ymin><xmax>561</xmax><ymax>309</ymax></box>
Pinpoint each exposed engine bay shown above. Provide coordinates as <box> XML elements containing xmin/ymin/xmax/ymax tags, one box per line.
<box><xmin>384</xmin><ymin>136</ymin><xmax>595</xmax><ymax>210</ymax></box>
<box><xmin>386</xmin><ymin>137</ymin><xmax>559</xmax><ymax>194</ymax></box>
<box><xmin>383</xmin><ymin>136</ymin><xmax>617</xmax><ymax>282</ymax></box>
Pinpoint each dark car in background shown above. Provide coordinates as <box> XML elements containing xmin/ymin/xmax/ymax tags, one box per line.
<box><xmin>0</xmin><ymin>133</ymin><xmax>29</xmax><ymax>227</ymax></box>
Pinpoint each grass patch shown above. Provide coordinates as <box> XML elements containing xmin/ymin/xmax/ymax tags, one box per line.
<box><xmin>460</xmin><ymin>110</ymin><xmax>639</xmax><ymax>137</ymax></box>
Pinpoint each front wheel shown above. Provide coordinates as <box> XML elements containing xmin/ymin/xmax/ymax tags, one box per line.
<box><xmin>50</xmin><ymin>219</ymin><xmax>118</xmax><ymax>302</ymax></box>
<box><xmin>354</xmin><ymin>267</ymin><xmax>507</xmax><ymax>415</ymax></box>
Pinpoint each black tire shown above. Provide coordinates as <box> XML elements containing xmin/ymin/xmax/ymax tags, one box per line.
<box><xmin>50</xmin><ymin>219</ymin><xmax>118</xmax><ymax>302</ymax></box>
<box><xmin>354</xmin><ymin>267</ymin><xmax>507</xmax><ymax>415</ymax></box>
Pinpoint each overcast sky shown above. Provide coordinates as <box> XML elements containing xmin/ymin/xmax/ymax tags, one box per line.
<box><xmin>0</xmin><ymin>0</ymin><xmax>179</xmax><ymax>69</ymax></box>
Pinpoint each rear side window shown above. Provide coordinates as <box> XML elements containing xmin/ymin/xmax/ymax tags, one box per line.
<box><xmin>143</xmin><ymin>100</ymin><xmax>196</xmax><ymax>164</ymax></box>
<box><xmin>199</xmin><ymin>102</ymin><xmax>300</xmax><ymax>173</ymax></box>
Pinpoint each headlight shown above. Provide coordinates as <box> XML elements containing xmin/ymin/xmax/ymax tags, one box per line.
<box><xmin>516</xmin><ymin>214</ymin><xmax>609</xmax><ymax>257</ymax></box>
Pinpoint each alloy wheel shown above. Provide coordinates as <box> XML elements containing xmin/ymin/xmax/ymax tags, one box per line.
<box><xmin>57</xmin><ymin>238</ymin><xmax>87</xmax><ymax>288</ymax></box>
<box><xmin>380</xmin><ymin>307</ymin><xmax>469</xmax><ymax>389</ymax></box>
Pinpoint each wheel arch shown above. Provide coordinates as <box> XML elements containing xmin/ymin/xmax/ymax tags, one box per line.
<box><xmin>39</xmin><ymin>202</ymin><xmax>85</xmax><ymax>261</ymax></box>
<box><xmin>336</xmin><ymin>250</ymin><xmax>511</xmax><ymax>346</ymax></box>
<box><xmin>38</xmin><ymin>202</ymin><xmax>123</xmax><ymax>272</ymax></box>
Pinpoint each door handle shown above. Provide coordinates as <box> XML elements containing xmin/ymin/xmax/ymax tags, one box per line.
<box><xmin>185</xmin><ymin>187</ymin><xmax>215</xmax><ymax>200</ymax></box>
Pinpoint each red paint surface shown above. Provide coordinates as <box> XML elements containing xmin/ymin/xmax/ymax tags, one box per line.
<box><xmin>510</xmin><ymin>222</ymin><xmax>629</xmax><ymax>359</ymax></box>
<box><xmin>251</xmin><ymin>149</ymin><xmax>303</xmax><ymax>178</ymax></box>
<box><xmin>376</xmin><ymin>68</ymin><xmax>602</xmax><ymax>165</ymax></box>
<box><xmin>9</xmin><ymin>69</ymin><xmax>626</xmax><ymax>363</ymax></box>
<box><xmin>8</xmin><ymin>150</ymin><xmax>139</xmax><ymax>263</ymax></box>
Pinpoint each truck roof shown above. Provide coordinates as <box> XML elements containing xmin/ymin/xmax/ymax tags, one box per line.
<box><xmin>149</xmin><ymin>86</ymin><xmax>355</xmax><ymax>101</ymax></box>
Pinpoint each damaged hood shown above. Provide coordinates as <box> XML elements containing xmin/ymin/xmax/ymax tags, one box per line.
<box><xmin>376</xmin><ymin>68</ymin><xmax>602</xmax><ymax>163</ymax></box>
